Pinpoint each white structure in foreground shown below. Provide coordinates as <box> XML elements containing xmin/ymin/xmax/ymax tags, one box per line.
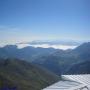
<box><xmin>43</xmin><ymin>74</ymin><xmax>90</xmax><ymax>90</ymax></box>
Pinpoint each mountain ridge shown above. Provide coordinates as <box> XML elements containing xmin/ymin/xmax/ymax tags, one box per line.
<box><xmin>0</xmin><ymin>42</ymin><xmax>90</xmax><ymax>75</ymax></box>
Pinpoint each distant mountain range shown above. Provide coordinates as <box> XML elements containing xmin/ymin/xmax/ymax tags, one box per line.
<box><xmin>0</xmin><ymin>45</ymin><xmax>58</xmax><ymax>61</ymax></box>
<box><xmin>0</xmin><ymin>58</ymin><xmax>60</xmax><ymax>90</ymax></box>
<box><xmin>32</xmin><ymin>42</ymin><xmax>90</xmax><ymax>75</ymax></box>
<box><xmin>0</xmin><ymin>42</ymin><xmax>90</xmax><ymax>75</ymax></box>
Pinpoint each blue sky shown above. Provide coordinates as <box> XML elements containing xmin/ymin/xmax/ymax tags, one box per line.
<box><xmin>0</xmin><ymin>0</ymin><xmax>90</xmax><ymax>45</ymax></box>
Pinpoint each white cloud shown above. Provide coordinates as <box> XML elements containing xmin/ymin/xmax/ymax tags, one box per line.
<box><xmin>17</xmin><ymin>43</ymin><xmax>77</xmax><ymax>50</ymax></box>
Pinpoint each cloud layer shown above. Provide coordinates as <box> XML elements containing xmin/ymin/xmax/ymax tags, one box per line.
<box><xmin>17</xmin><ymin>43</ymin><xmax>77</xmax><ymax>50</ymax></box>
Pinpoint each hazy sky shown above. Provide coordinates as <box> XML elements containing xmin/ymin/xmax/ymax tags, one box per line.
<box><xmin>0</xmin><ymin>0</ymin><xmax>90</xmax><ymax>45</ymax></box>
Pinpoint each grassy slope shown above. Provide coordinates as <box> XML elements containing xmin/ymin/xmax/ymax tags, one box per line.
<box><xmin>0</xmin><ymin>58</ymin><xmax>60</xmax><ymax>90</ymax></box>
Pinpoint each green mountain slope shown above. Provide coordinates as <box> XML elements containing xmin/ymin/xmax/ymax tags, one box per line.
<box><xmin>0</xmin><ymin>58</ymin><xmax>60</xmax><ymax>90</ymax></box>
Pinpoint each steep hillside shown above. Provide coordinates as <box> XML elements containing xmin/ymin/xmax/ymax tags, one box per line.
<box><xmin>0</xmin><ymin>58</ymin><xmax>60</xmax><ymax>90</ymax></box>
<box><xmin>72</xmin><ymin>42</ymin><xmax>90</xmax><ymax>61</ymax></box>
<box><xmin>66</xmin><ymin>61</ymin><xmax>90</xmax><ymax>74</ymax></box>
